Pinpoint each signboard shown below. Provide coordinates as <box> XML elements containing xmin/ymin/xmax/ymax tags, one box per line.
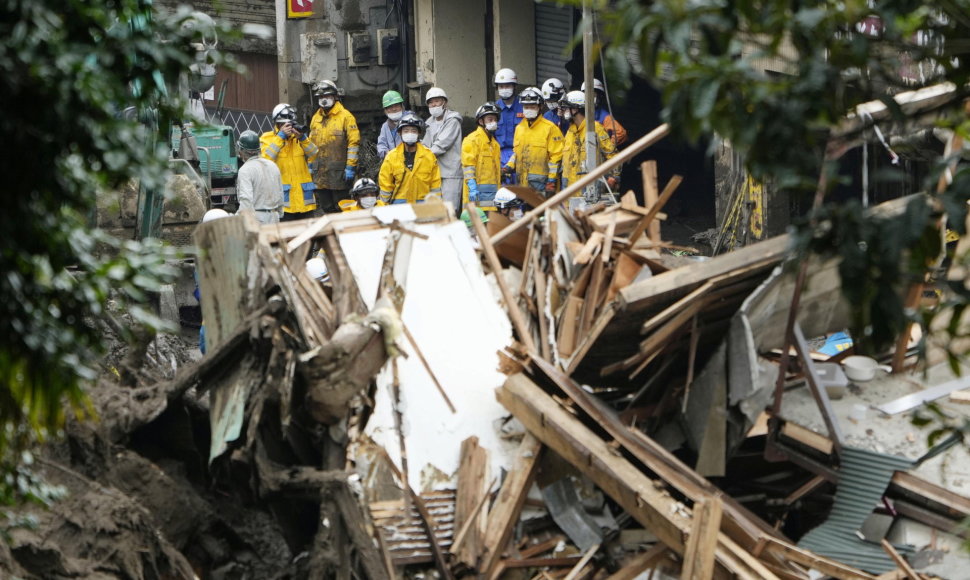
<box><xmin>288</xmin><ymin>0</ymin><xmax>313</xmax><ymax>19</ymax></box>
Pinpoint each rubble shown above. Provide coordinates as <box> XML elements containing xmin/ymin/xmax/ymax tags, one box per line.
<box><xmin>175</xmin><ymin>120</ymin><xmax>970</xmax><ymax>579</ymax></box>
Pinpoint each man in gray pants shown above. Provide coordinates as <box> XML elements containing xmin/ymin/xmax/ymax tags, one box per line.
<box><xmin>235</xmin><ymin>130</ymin><xmax>283</xmax><ymax>224</ymax></box>
<box><xmin>422</xmin><ymin>87</ymin><xmax>463</xmax><ymax>214</ymax></box>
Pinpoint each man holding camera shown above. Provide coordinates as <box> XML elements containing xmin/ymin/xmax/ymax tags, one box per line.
<box><xmin>261</xmin><ymin>103</ymin><xmax>319</xmax><ymax>222</ymax></box>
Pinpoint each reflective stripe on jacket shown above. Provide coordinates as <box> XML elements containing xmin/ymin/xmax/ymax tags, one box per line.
<box><xmin>378</xmin><ymin>143</ymin><xmax>442</xmax><ymax>204</ymax></box>
<box><xmin>260</xmin><ymin>131</ymin><xmax>318</xmax><ymax>212</ymax></box>
<box><xmin>461</xmin><ymin>126</ymin><xmax>501</xmax><ymax>209</ymax></box>
<box><xmin>310</xmin><ymin>102</ymin><xmax>360</xmax><ymax>189</ymax></box>
<box><xmin>507</xmin><ymin>116</ymin><xmax>563</xmax><ymax>191</ymax></box>
<box><xmin>560</xmin><ymin>119</ymin><xmax>618</xmax><ymax>194</ymax></box>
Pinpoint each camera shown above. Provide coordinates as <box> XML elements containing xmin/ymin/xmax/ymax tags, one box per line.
<box><xmin>294</xmin><ymin>123</ymin><xmax>310</xmax><ymax>135</ymax></box>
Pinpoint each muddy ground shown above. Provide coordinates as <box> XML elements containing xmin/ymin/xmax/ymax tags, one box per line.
<box><xmin>0</xmin><ymin>321</ymin><xmax>307</xmax><ymax>580</ymax></box>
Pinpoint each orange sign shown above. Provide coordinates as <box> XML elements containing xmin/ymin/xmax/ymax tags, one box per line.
<box><xmin>288</xmin><ymin>0</ymin><xmax>313</xmax><ymax>19</ymax></box>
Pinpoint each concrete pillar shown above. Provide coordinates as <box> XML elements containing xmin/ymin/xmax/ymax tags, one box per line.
<box><xmin>414</xmin><ymin>0</ymin><xmax>488</xmax><ymax>118</ymax></box>
<box><xmin>492</xmin><ymin>0</ymin><xmax>536</xmax><ymax>87</ymax></box>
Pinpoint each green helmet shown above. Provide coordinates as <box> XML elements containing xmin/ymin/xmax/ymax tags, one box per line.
<box><xmin>382</xmin><ymin>90</ymin><xmax>404</xmax><ymax>109</ymax></box>
<box><xmin>237</xmin><ymin>130</ymin><xmax>260</xmax><ymax>153</ymax></box>
<box><xmin>460</xmin><ymin>208</ymin><xmax>489</xmax><ymax>228</ymax></box>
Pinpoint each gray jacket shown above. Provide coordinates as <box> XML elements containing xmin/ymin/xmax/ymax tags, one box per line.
<box><xmin>236</xmin><ymin>157</ymin><xmax>283</xmax><ymax>211</ymax></box>
<box><xmin>423</xmin><ymin>109</ymin><xmax>463</xmax><ymax>180</ymax></box>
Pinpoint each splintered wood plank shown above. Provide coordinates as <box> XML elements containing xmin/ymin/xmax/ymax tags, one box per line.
<box><xmin>880</xmin><ymin>539</ymin><xmax>920</xmax><ymax>580</ymax></box>
<box><xmin>680</xmin><ymin>496</ymin><xmax>723</xmax><ymax>580</ymax></box>
<box><xmin>641</xmin><ymin>160</ymin><xmax>661</xmax><ymax>243</ymax></box>
<box><xmin>480</xmin><ymin>433</ymin><xmax>543</xmax><ymax>579</ymax></box>
<box><xmin>607</xmin><ymin>252</ymin><xmax>645</xmax><ymax>302</ymax></box>
<box><xmin>629</xmin><ymin>174</ymin><xmax>682</xmax><ymax>246</ymax></box>
<box><xmin>453</xmin><ymin>437</ymin><xmax>489</xmax><ymax>568</ymax></box>
<box><xmin>572</xmin><ymin>231</ymin><xmax>604</xmax><ymax>265</ymax></box>
<box><xmin>497</xmin><ymin>374</ymin><xmax>689</xmax><ymax>554</ymax></box>
<box><xmin>557</xmin><ymin>296</ymin><xmax>583</xmax><ymax>358</ymax></box>
<box><xmin>605</xmin><ymin>544</ymin><xmax>669</xmax><ymax>580</ymax></box>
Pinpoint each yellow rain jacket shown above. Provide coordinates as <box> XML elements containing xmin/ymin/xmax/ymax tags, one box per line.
<box><xmin>378</xmin><ymin>143</ymin><xmax>443</xmax><ymax>204</ymax></box>
<box><xmin>507</xmin><ymin>116</ymin><xmax>563</xmax><ymax>192</ymax></box>
<box><xmin>260</xmin><ymin>130</ymin><xmax>319</xmax><ymax>213</ymax></box>
<box><xmin>461</xmin><ymin>127</ymin><xmax>501</xmax><ymax>209</ymax></box>
<box><xmin>561</xmin><ymin>118</ymin><xmax>618</xmax><ymax>194</ymax></box>
<box><xmin>309</xmin><ymin>101</ymin><xmax>360</xmax><ymax>189</ymax></box>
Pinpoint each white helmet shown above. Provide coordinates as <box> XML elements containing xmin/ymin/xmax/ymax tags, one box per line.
<box><xmin>425</xmin><ymin>86</ymin><xmax>448</xmax><ymax>102</ymax></box>
<box><xmin>561</xmin><ymin>90</ymin><xmax>586</xmax><ymax>109</ymax></box>
<box><xmin>272</xmin><ymin>103</ymin><xmax>296</xmax><ymax>124</ymax></box>
<box><xmin>494</xmin><ymin>68</ymin><xmax>518</xmax><ymax>84</ymax></box>
<box><xmin>580</xmin><ymin>78</ymin><xmax>605</xmax><ymax>92</ymax></box>
<box><xmin>494</xmin><ymin>188</ymin><xmax>518</xmax><ymax>209</ymax></box>
<box><xmin>541</xmin><ymin>78</ymin><xmax>565</xmax><ymax>101</ymax></box>
<box><xmin>306</xmin><ymin>257</ymin><xmax>330</xmax><ymax>282</ymax></box>
<box><xmin>202</xmin><ymin>208</ymin><xmax>230</xmax><ymax>223</ymax></box>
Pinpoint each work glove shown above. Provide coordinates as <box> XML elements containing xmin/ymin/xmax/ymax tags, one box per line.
<box><xmin>545</xmin><ymin>180</ymin><xmax>556</xmax><ymax>194</ymax></box>
<box><xmin>344</xmin><ymin>166</ymin><xmax>355</xmax><ymax>182</ymax></box>
<box><xmin>467</xmin><ymin>179</ymin><xmax>479</xmax><ymax>203</ymax></box>
<box><xmin>501</xmin><ymin>165</ymin><xmax>514</xmax><ymax>176</ymax></box>
<box><xmin>606</xmin><ymin>176</ymin><xmax>618</xmax><ymax>190</ymax></box>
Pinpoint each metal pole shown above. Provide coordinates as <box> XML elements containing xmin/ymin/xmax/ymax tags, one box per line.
<box><xmin>582</xmin><ymin>0</ymin><xmax>598</xmax><ymax>201</ymax></box>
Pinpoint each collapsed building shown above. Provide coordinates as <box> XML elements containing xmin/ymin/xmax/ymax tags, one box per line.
<box><xmin>184</xmin><ymin>112</ymin><xmax>970</xmax><ymax>578</ymax></box>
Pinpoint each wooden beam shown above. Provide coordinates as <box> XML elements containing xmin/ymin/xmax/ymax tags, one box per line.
<box><xmin>880</xmin><ymin>539</ymin><xmax>920</xmax><ymax>580</ymax></box>
<box><xmin>605</xmin><ymin>544</ymin><xmax>669</xmax><ymax>580</ymax></box>
<box><xmin>497</xmin><ymin>373</ymin><xmax>780</xmax><ymax>580</ymax></box>
<box><xmin>629</xmin><ymin>174</ymin><xmax>683</xmax><ymax>246</ymax></box>
<box><xmin>762</xmin><ymin>537</ymin><xmax>877</xmax><ymax>580</ymax></box>
<box><xmin>640</xmin><ymin>161</ymin><xmax>661</xmax><ymax>243</ymax></box>
<box><xmin>480</xmin><ymin>433</ymin><xmax>543</xmax><ymax>579</ymax></box>
<box><xmin>680</xmin><ymin>496</ymin><xmax>723</xmax><ymax>580</ymax></box>
<box><xmin>452</xmin><ymin>437</ymin><xmax>489</xmax><ymax>568</ymax></box>
<box><xmin>564</xmin><ymin>542</ymin><xmax>601</xmax><ymax>580</ymax></box>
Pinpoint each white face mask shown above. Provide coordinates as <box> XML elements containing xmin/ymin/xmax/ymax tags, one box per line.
<box><xmin>359</xmin><ymin>195</ymin><xmax>377</xmax><ymax>209</ymax></box>
<box><xmin>563</xmin><ymin>111</ymin><xmax>573</xmax><ymax>121</ymax></box>
<box><xmin>429</xmin><ymin>105</ymin><xmax>444</xmax><ymax>118</ymax></box>
<box><xmin>523</xmin><ymin>108</ymin><xmax>539</xmax><ymax>120</ymax></box>
<box><xmin>401</xmin><ymin>132</ymin><xmax>419</xmax><ymax>144</ymax></box>
<box><xmin>510</xmin><ymin>208</ymin><xmax>524</xmax><ymax>221</ymax></box>
<box><xmin>484</xmin><ymin>121</ymin><xmax>498</xmax><ymax>132</ymax></box>
<box><xmin>387</xmin><ymin>110</ymin><xmax>403</xmax><ymax>122</ymax></box>
<box><xmin>319</xmin><ymin>97</ymin><xmax>335</xmax><ymax>109</ymax></box>
<box><xmin>498</xmin><ymin>88</ymin><xmax>514</xmax><ymax>99</ymax></box>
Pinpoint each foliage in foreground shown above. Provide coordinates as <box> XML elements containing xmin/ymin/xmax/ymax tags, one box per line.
<box><xmin>0</xmin><ymin>0</ymin><xmax>228</xmax><ymax>475</ymax></box>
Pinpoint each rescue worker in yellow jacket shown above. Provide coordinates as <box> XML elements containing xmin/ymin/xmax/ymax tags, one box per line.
<box><xmin>461</xmin><ymin>102</ymin><xmax>503</xmax><ymax>210</ymax></box>
<box><xmin>309</xmin><ymin>80</ymin><xmax>360</xmax><ymax>213</ymax></box>
<box><xmin>339</xmin><ymin>178</ymin><xmax>386</xmax><ymax>212</ymax></box>
<box><xmin>504</xmin><ymin>87</ymin><xmax>563</xmax><ymax>196</ymax></box>
<box><xmin>261</xmin><ymin>103</ymin><xmax>319</xmax><ymax>221</ymax></box>
<box><xmin>559</xmin><ymin>90</ymin><xmax>618</xmax><ymax>196</ymax></box>
<box><xmin>379</xmin><ymin>113</ymin><xmax>442</xmax><ymax>204</ymax></box>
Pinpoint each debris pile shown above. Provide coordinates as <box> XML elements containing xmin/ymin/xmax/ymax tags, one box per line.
<box><xmin>179</xmin><ymin>128</ymin><xmax>970</xmax><ymax>579</ymax></box>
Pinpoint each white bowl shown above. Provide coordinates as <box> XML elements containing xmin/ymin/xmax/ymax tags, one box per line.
<box><xmin>841</xmin><ymin>355</ymin><xmax>889</xmax><ymax>382</ymax></box>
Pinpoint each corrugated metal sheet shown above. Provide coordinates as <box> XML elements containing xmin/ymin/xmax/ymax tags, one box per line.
<box><xmin>798</xmin><ymin>446</ymin><xmax>914</xmax><ymax>574</ymax></box>
<box><xmin>535</xmin><ymin>3</ymin><xmax>573</xmax><ymax>87</ymax></box>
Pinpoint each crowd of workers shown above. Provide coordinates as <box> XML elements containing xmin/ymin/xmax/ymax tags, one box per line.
<box><xmin>230</xmin><ymin>68</ymin><xmax>628</xmax><ymax>224</ymax></box>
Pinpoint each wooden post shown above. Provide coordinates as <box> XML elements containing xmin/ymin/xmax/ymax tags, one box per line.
<box><xmin>641</xmin><ymin>161</ymin><xmax>661</xmax><ymax>243</ymax></box>
<box><xmin>468</xmin><ymin>204</ymin><xmax>538</xmax><ymax>354</ymax></box>
<box><xmin>629</xmin><ymin>175</ymin><xmax>683</xmax><ymax>246</ymax></box>
<box><xmin>680</xmin><ymin>496</ymin><xmax>723</xmax><ymax>580</ymax></box>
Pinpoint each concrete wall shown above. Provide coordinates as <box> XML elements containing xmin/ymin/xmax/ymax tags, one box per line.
<box><xmin>493</xmin><ymin>0</ymin><xmax>536</xmax><ymax>88</ymax></box>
